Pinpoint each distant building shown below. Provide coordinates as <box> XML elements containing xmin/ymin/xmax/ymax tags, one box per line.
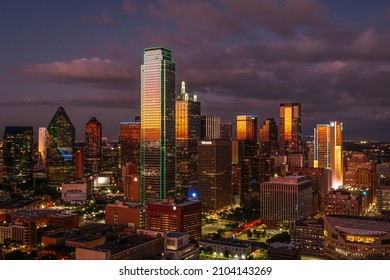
<box><xmin>46</xmin><ymin>107</ymin><xmax>75</xmax><ymax>186</ymax></box>
<box><xmin>279</xmin><ymin>103</ymin><xmax>301</xmax><ymax>155</ymax></box>
<box><xmin>61</xmin><ymin>180</ymin><xmax>92</xmax><ymax>204</ymax></box>
<box><xmin>324</xmin><ymin>215</ymin><xmax>390</xmax><ymax>259</ymax></box>
<box><xmin>290</xmin><ymin>219</ymin><xmax>324</xmax><ymax>257</ymax></box>
<box><xmin>321</xmin><ymin>190</ymin><xmax>362</xmax><ymax>216</ymax></box>
<box><xmin>199</xmin><ymin>238</ymin><xmax>252</xmax><ymax>260</ymax></box>
<box><xmin>38</xmin><ymin>127</ymin><xmax>47</xmax><ymax>171</ymax></box>
<box><xmin>85</xmin><ymin>117</ymin><xmax>102</xmax><ymax>176</ymax></box>
<box><xmin>267</xmin><ymin>242</ymin><xmax>301</xmax><ymax>260</ymax></box>
<box><xmin>220</xmin><ymin>123</ymin><xmax>233</xmax><ymax>140</ymax></box>
<box><xmin>147</xmin><ymin>198</ymin><xmax>202</xmax><ymax>240</ymax></box>
<box><xmin>119</xmin><ymin>121</ymin><xmax>140</xmax><ymax>166</ymax></box>
<box><xmin>197</xmin><ymin>140</ymin><xmax>232</xmax><ymax>212</ymax></box>
<box><xmin>260</xmin><ymin>176</ymin><xmax>312</xmax><ymax>223</ymax></box>
<box><xmin>201</xmin><ymin>116</ymin><xmax>220</xmax><ymax>140</ymax></box>
<box><xmin>3</xmin><ymin>126</ymin><xmax>34</xmax><ymax>186</ymax></box>
<box><xmin>236</xmin><ymin>115</ymin><xmax>257</xmax><ymax>142</ymax></box>
<box><xmin>377</xmin><ymin>185</ymin><xmax>390</xmax><ymax>215</ymax></box>
<box><xmin>105</xmin><ymin>201</ymin><xmax>147</xmax><ymax>230</ymax></box>
<box><xmin>259</xmin><ymin>118</ymin><xmax>278</xmax><ymax>155</ymax></box>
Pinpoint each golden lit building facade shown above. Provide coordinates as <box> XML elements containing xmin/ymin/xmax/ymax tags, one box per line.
<box><xmin>38</xmin><ymin>127</ymin><xmax>47</xmax><ymax>171</ymax></box>
<box><xmin>314</xmin><ymin>121</ymin><xmax>343</xmax><ymax>189</ymax></box>
<box><xmin>140</xmin><ymin>47</ymin><xmax>176</xmax><ymax>204</ymax></box>
<box><xmin>237</xmin><ymin>115</ymin><xmax>257</xmax><ymax>142</ymax></box>
<box><xmin>176</xmin><ymin>81</ymin><xmax>201</xmax><ymax>194</ymax></box>
<box><xmin>259</xmin><ymin>118</ymin><xmax>278</xmax><ymax>155</ymax></box>
<box><xmin>279</xmin><ymin>103</ymin><xmax>301</xmax><ymax>155</ymax></box>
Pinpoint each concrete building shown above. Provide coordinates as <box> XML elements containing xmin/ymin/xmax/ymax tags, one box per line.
<box><xmin>377</xmin><ymin>185</ymin><xmax>390</xmax><ymax>215</ymax></box>
<box><xmin>260</xmin><ymin>176</ymin><xmax>312</xmax><ymax>223</ymax></box>
<box><xmin>0</xmin><ymin>221</ymin><xmax>36</xmax><ymax>248</ymax></box>
<box><xmin>105</xmin><ymin>201</ymin><xmax>147</xmax><ymax>230</ymax></box>
<box><xmin>290</xmin><ymin>219</ymin><xmax>324</xmax><ymax>257</ymax></box>
<box><xmin>61</xmin><ymin>180</ymin><xmax>92</xmax><ymax>204</ymax></box>
<box><xmin>47</xmin><ymin>213</ymin><xmax>79</xmax><ymax>230</ymax></box>
<box><xmin>321</xmin><ymin>190</ymin><xmax>362</xmax><ymax>216</ymax></box>
<box><xmin>76</xmin><ymin>233</ymin><xmax>164</xmax><ymax>260</ymax></box>
<box><xmin>147</xmin><ymin>198</ymin><xmax>202</xmax><ymax>240</ymax></box>
<box><xmin>267</xmin><ymin>242</ymin><xmax>301</xmax><ymax>260</ymax></box>
<box><xmin>199</xmin><ymin>238</ymin><xmax>252</xmax><ymax>260</ymax></box>
<box><xmin>324</xmin><ymin>215</ymin><xmax>390</xmax><ymax>259</ymax></box>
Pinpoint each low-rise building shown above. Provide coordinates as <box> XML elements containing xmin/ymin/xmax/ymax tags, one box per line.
<box><xmin>321</xmin><ymin>190</ymin><xmax>362</xmax><ymax>216</ymax></box>
<box><xmin>199</xmin><ymin>238</ymin><xmax>252</xmax><ymax>260</ymax></box>
<box><xmin>61</xmin><ymin>180</ymin><xmax>92</xmax><ymax>204</ymax></box>
<box><xmin>105</xmin><ymin>201</ymin><xmax>147</xmax><ymax>230</ymax></box>
<box><xmin>324</xmin><ymin>215</ymin><xmax>390</xmax><ymax>259</ymax></box>
<box><xmin>267</xmin><ymin>242</ymin><xmax>301</xmax><ymax>260</ymax></box>
<box><xmin>0</xmin><ymin>221</ymin><xmax>36</xmax><ymax>248</ymax></box>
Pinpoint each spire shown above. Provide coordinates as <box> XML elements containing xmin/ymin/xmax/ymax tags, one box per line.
<box><xmin>181</xmin><ymin>81</ymin><xmax>186</xmax><ymax>95</ymax></box>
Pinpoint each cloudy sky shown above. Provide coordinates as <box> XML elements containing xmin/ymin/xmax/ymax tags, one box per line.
<box><xmin>1</xmin><ymin>0</ymin><xmax>390</xmax><ymax>140</ymax></box>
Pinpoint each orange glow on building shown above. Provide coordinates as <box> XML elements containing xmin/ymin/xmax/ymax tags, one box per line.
<box><xmin>236</xmin><ymin>115</ymin><xmax>257</xmax><ymax>142</ymax></box>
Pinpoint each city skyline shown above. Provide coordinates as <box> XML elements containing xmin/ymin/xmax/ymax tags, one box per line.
<box><xmin>2</xmin><ymin>1</ymin><xmax>390</xmax><ymax>140</ymax></box>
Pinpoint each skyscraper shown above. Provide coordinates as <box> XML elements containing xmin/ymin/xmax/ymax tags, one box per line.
<box><xmin>119</xmin><ymin>121</ymin><xmax>140</xmax><ymax>166</ymax></box>
<box><xmin>46</xmin><ymin>107</ymin><xmax>75</xmax><ymax>186</ymax></box>
<box><xmin>259</xmin><ymin>118</ymin><xmax>278</xmax><ymax>155</ymax></box>
<box><xmin>237</xmin><ymin>115</ymin><xmax>257</xmax><ymax>142</ymax></box>
<box><xmin>85</xmin><ymin>117</ymin><xmax>102</xmax><ymax>176</ymax></box>
<box><xmin>314</xmin><ymin>121</ymin><xmax>343</xmax><ymax>189</ymax></box>
<box><xmin>279</xmin><ymin>103</ymin><xmax>301</xmax><ymax>155</ymax></box>
<box><xmin>176</xmin><ymin>81</ymin><xmax>201</xmax><ymax>193</ymax></box>
<box><xmin>220</xmin><ymin>123</ymin><xmax>233</xmax><ymax>140</ymax></box>
<box><xmin>197</xmin><ymin>140</ymin><xmax>232</xmax><ymax>212</ymax></box>
<box><xmin>38</xmin><ymin>127</ymin><xmax>47</xmax><ymax>171</ymax></box>
<box><xmin>201</xmin><ymin>116</ymin><xmax>220</xmax><ymax>140</ymax></box>
<box><xmin>140</xmin><ymin>47</ymin><xmax>176</xmax><ymax>204</ymax></box>
<box><xmin>3</xmin><ymin>126</ymin><xmax>34</xmax><ymax>186</ymax></box>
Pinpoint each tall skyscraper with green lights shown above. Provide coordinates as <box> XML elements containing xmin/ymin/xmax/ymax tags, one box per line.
<box><xmin>140</xmin><ymin>47</ymin><xmax>176</xmax><ymax>204</ymax></box>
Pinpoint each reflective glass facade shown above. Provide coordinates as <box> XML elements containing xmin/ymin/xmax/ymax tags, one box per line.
<box><xmin>237</xmin><ymin>115</ymin><xmax>257</xmax><ymax>142</ymax></box>
<box><xmin>279</xmin><ymin>103</ymin><xmax>301</xmax><ymax>155</ymax></box>
<box><xmin>85</xmin><ymin>117</ymin><xmax>102</xmax><ymax>176</ymax></box>
<box><xmin>119</xmin><ymin>121</ymin><xmax>140</xmax><ymax>166</ymax></box>
<box><xmin>259</xmin><ymin>118</ymin><xmax>278</xmax><ymax>155</ymax></box>
<box><xmin>46</xmin><ymin>107</ymin><xmax>75</xmax><ymax>186</ymax></box>
<box><xmin>140</xmin><ymin>47</ymin><xmax>176</xmax><ymax>204</ymax></box>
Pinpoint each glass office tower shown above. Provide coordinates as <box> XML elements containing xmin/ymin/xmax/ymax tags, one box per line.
<box><xmin>140</xmin><ymin>47</ymin><xmax>176</xmax><ymax>204</ymax></box>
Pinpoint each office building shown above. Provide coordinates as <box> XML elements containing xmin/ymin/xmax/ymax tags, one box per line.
<box><xmin>260</xmin><ymin>176</ymin><xmax>312</xmax><ymax>223</ymax></box>
<box><xmin>220</xmin><ymin>123</ymin><xmax>233</xmax><ymax>140</ymax></box>
<box><xmin>279</xmin><ymin>103</ymin><xmax>301</xmax><ymax>155</ymax></box>
<box><xmin>290</xmin><ymin>219</ymin><xmax>324</xmax><ymax>257</ymax></box>
<box><xmin>2</xmin><ymin>126</ymin><xmax>34</xmax><ymax>186</ymax></box>
<box><xmin>140</xmin><ymin>47</ymin><xmax>176</xmax><ymax>204</ymax></box>
<box><xmin>176</xmin><ymin>81</ymin><xmax>201</xmax><ymax>193</ymax></box>
<box><xmin>324</xmin><ymin>215</ymin><xmax>390</xmax><ymax>259</ymax></box>
<box><xmin>259</xmin><ymin>118</ymin><xmax>278</xmax><ymax>155</ymax></box>
<box><xmin>46</xmin><ymin>107</ymin><xmax>75</xmax><ymax>186</ymax></box>
<box><xmin>377</xmin><ymin>185</ymin><xmax>390</xmax><ymax>215</ymax></box>
<box><xmin>61</xmin><ymin>180</ymin><xmax>92</xmax><ymax>204</ymax></box>
<box><xmin>105</xmin><ymin>201</ymin><xmax>147</xmax><ymax>230</ymax></box>
<box><xmin>119</xmin><ymin>121</ymin><xmax>140</xmax><ymax>166</ymax></box>
<box><xmin>85</xmin><ymin>117</ymin><xmax>102</xmax><ymax>176</ymax></box>
<box><xmin>147</xmin><ymin>198</ymin><xmax>202</xmax><ymax>240</ymax></box>
<box><xmin>74</xmin><ymin>149</ymin><xmax>84</xmax><ymax>179</ymax></box>
<box><xmin>236</xmin><ymin>115</ymin><xmax>257</xmax><ymax>142</ymax></box>
<box><xmin>38</xmin><ymin>127</ymin><xmax>47</xmax><ymax>170</ymax></box>
<box><xmin>321</xmin><ymin>190</ymin><xmax>362</xmax><ymax>216</ymax></box>
<box><xmin>123</xmin><ymin>165</ymin><xmax>140</xmax><ymax>203</ymax></box>
<box><xmin>201</xmin><ymin>116</ymin><xmax>220</xmax><ymax>140</ymax></box>
<box><xmin>197</xmin><ymin>140</ymin><xmax>232</xmax><ymax>212</ymax></box>
<box><xmin>314</xmin><ymin>121</ymin><xmax>343</xmax><ymax>189</ymax></box>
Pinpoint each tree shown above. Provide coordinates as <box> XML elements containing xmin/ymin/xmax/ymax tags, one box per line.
<box><xmin>223</xmin><ymin>249</ymin><xmax>231</xmax><ymax>259</ymax></box>
<box><xmin>246</xmin><ymin>229</ymin><xmax>253</xmax><ymax>238</ymax></box>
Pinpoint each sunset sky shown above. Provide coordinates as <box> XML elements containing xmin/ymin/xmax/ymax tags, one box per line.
<box><xmin>1</xmin><ymin>0</ymin><xmax>390</xmax><ymax>140</ymax></box>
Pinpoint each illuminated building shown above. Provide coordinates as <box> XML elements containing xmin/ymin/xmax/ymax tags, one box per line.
<box><xmin>61</xmin><ymin>180</ymin><xmax>92</xmax><ymax>204</ymax></box>
<box><xmin>46</xmin><ymin>107</ymin><xmax>75</xmax><ymax>186</ymax></box>
<box><xmin>259</xmin><ymin>118</ymin><xmax>278</xmax><ymax>155</ymax></box>
<box><xmin>279</xmin><ymin>103</ymin><xmax>301</xmax><ymax>155</ymax></box>
<box><xmin>140</xmin><ymin>47</ymin><xmax>176</xmax><ymax>204</ymax></box>
<box><xmin>2</xmin><ymin>126</ymin><xmax>34</xmax><ymax>186</ymax></box>
<box><xmin>240</xmin><ymin>157</ymin><xmax>260</xmax><ymax>208</ymax></box>
<box><xmin>237</xmin><ymin>115</ymin><xmax>257</xmax><ymax>142</ymax></box>
<box><xmin>105</xmin><ymin>201</ymin><xmax>147</xmax><ymax>229</ymax></box>
<box><xmin>147</xmin><ymin>198</ymin><xmax>202</xmax><ymax>240</ymax></box>
<box><xmin>119</xmin><ymin>122</ymin><xmax>140</xmax><ymax>166</ymax></box>
<box><xmin>0</xmin><ymin>221</ymin><xmax>36</xmax><ymax>248</ymax></box>
<box><xmin>201</xmin><ymin>116</ymin><xmax>220</xmax><ymax>140</ymax></box>
<box><xmin>198</xmin><ymin>239</ymin><xmax>253</xmax><ymax>260</ymax></box>
<box><xmin>197</xmin><ymin>140</ymin><xmax>232</xmax><ymax>212</ymax></box>
<box><xmin>321</xmin><ymin>190</ymin><xmax>362</xmax><ymax>216</ymax></box>
<box><xmin>345</xmin><ymin>153</ymin><xmax>375</xmax><ymax>191</ymax></box>
<box><xmin>220</xmin><ymin>123</ymin><xmax>233</xmax><ymax>140</ymax></box>
<box><xmin>314</xmin><ymin>121</ymin><xmax>343</xmax><ymax>189</ymax></box>
<box><xmin>260</xmin><ymin>176</ymin><xmax>312</xmax><ymax>223</ymax></box>
<box><xmin>74</xmin><ymin>149</ymin><xmax>84</xmax><ymax>179</ymax></box>
<box><xmin>324</xmin><ymin>215</ymin><xmax>390</xmax><ymax>260</ymax></box>
<box><xmin>101</xmin><ymin>144</ymin><xmax>120</xmax><ymax>176</ymax></box>
<box><xmin>290</xmin><ymin>219</ymin><xmax>324</xmax><ymax>257</ymax></box>
<box><xmin>123</xmin><ymin>165</ymin><xmax>140</xmax><ymax>203</ymax></box>
<box><xmin>377</xmin><ymin>164</ymin><xmax>390</xmax><ymax>187</ymax></box>
<box><xmin>377</xmin><ymin>185</ymin><xmax>390</xmax><ymax>215</ymax></box>
<box><xmin>38</xmin><ymin>127</ymin><xmax>47</xmax><ymax>170</ymax></box>
<box><xmin>176</xmin><ymin>81</ymin><xmax>201</xmax><ymax>193</ymax></box>
<box><xmin>85</xmin><ymin>117</ymin><xmax>102</xmax><ymax>176</ymax></box>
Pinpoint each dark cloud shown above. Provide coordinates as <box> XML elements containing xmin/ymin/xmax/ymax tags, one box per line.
<box><xmin>80</xmin><ymin>10</ymin><xmax>113</xmax><ymax>25</ymax></box>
